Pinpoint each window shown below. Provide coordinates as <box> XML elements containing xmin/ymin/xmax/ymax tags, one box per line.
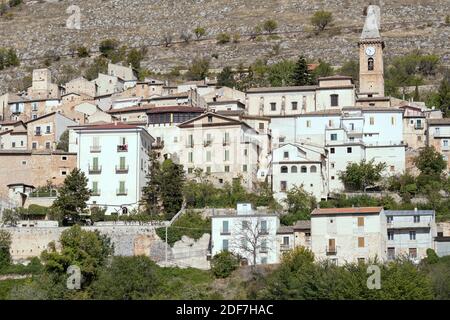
<box><xmin>260</xmin><ymin>239</ymin><xmax>268</xmax><ymax>252</ymax></box>
<box><xmin>261</xmin><ymin>257</ymin><xmax>268</xmax><ymax>264</ymax></box>
<box><xmin>223</xmin><ymin>132</ymin><xmax>230</xmax><ymax>144</ymax></box>
<box><xmin>119</xmin><ymin>137</ymin><xmax>127</xmax><ymax>145</ymax></box>
<box><xmin>222</xmin><ymin>239</ymin><xmax>229</xmax><ymax>251</ymax></box>
<box><xmin>206</xmin><ymin>151</ymin><xmax>211</xmax><ymax>162</ymax></box>
<box><xmin>331</xmin><ymin>163</ymin><xmax>335</xmax><ymax>169</ymax></box>
<box><xmin>206</xmin><ymin>166</ymin><xmax>211</xmax><ymax>174</ymax></box>
<box><xmin>388</xmin><ymin>231</ymin><xmax>394</xmax><ymax>241</ymax></box>
<box><xmin>435</xmin><ymin>128</ymin><xmax>440</xmax><ymax>135</ymax></box>
<box><xmin>301</xmin><ymin>166</ymin><xmax>307</xmax><ymax>173</ymax></box>
<box><xmin>444</xmin><ymin>140</ymin><xmax>449</xmax><ymax>147</ymax></box>
<box><xmin>280</xmin><ymin>181</ymin><xmax>287</xmax><ymax>192</ymax></box>
<box><xmin>409</xmin><ymin>248</ymin><xmax>417</xmax><ymax>259</ymax></box>
<box><xmin>328</xmin><ymin>120</ymin><xmax>334</xmax><ymax>127</ymax></box>
<box><xmin>188</xmin><ymin>134</ymin><xmax>194</xmax><ymax>147</ymax></box>
<box><xmin>21</xmin><ymin>160</ymin><xmax>27</xmax><ymax>165</ymax></box>
<box><xmin>61</xmin><ymin>170</ymin><xmax>67</xmax><ymax>176</ymax></box>
<box><xmin>291</xmin><ymin>102</ymin><xmax>298</xmax><ymax>110</ymax></box>
<box><xmin>370</xmin><ymin>117</ymin><xmax>375</xmax><ymax>125</ymax></box>
<box><xmin>35</xmin><ymin>127</ymin><xmax>41</xmax><ymax>135</ymax></box>
<box><xmin>330</xmin><ymin>133</ymin><xmax>337</xmax><ymax>141</ymax></box>
<box><xmin>357</xmin><ymin>217</ymin><xmax>364</xmax><ymax>227</ymax></box>
<box><xmin>12</xmin><ymin>142</ymin><xmax>16</xmax><ymax>148</ymax></box>
<box><xmin>224</xmin><ymin>165</ymin><xmax>230</xmax><ymax>172</ymax></box>
<box><xmin>46</xmin><ymin>126</ymin><xmax>51</xmax><ymax>134</ymax></box>
<box><xmin>45</xmin><ymin>142</ymin><xmax>51</xmax><ymax>149</ymax></box>
<box><xmin>330</xmin><ymin>148</ymin><xmax>335</xmax><ymax>154</ymax></box>
<box><xmin>222</xmin><ymin>221</ymin><xmax>229</xmax><ymax>234</ymax></box>
<box><xmin>291</xmin><ymin>166</ymin><xmax>297</xmax><ymax>173</ymax></box>
<box><xmin>414</xmin><ymin>215</ymin><xmax>420</xmax><ymax>223</ymax></box>
<box><xmin>119</xmin><ymin>157</ymin><xmax>126</xmax><ymax>170</ymax></box>
<box><xmin>358</xmin><ymin>237</ymin><xmax>365</xmax><ymax>248</ymax></box>
<box><xmin>283</xmin><ymin>236</ymin><xmax>289</xmax><ymax>245</ymax></box>
<box><xmin>388</xmin><ymin>247</ymin><xmax>395</xmax><ymax>260</ymax></box>
<box><xmin>270</xmin><ymin>102</ymin><xmax>276</xmax><ymax>111</ymax></box>
<box><xmin>187</xmin><ymin>167</ymin><xmax>194</xmax><ymax>174</ymax></box>
<box><xmin>310</xmin><ymin>165</ymin><xmax>317</xmax><ymax>173</ymax></box>
<box><xmin>368</xmin><ymin>57</ymin><xmax>374</xmax><ymax>71</ymax></box>
<box><xmin>20</xmin><ymin>141</ymin><xmax>23</xmax><ymax>146</ymax></box>
<box><xmin>61</xmin><ymin>156</ymin><xmax>67</xmax><ymax>161</ymax></box>
<box><xmin>261</xmin><ymin>220</ymin><xmax>268</xmax><ymax>234</ymax></box>
<box><xmin>188</xmin><ymin>152</ymin><xmax>193</xmax><ymax>163</ymax></box>
<box><xmin>244</xmin><ymin>149</ymin><xmax>248</xmax><ymax>157</ymax></box>
<box><xmin>208</xmin><ymin>116</ymin><xmax>213</xmax><ymax>123</ymax></box>
<box><xmin>259</xmin><ymin>122</ymin><xmax>264</xmax><ymax>130</ymax></box>
<box><xmin>391</xmin><ymin>116</ymin><xmax>396</xmax><ymax>126</ymax></box>
<box><xmin>281</xmin><ymin>166</ymin><xmax>288</xmax><ymax>173</ymax></box>
<box><xmin>224</xmin><ymin>150</ymin><xmax>230</xmax><ymax>161</ymax></box>
<box><xmin>92</xmin><ymin>181</ymin><xmax>98</xmax><ymax>194</ymax></box>
<box><xmin>306</xmin><ymin>120</ymin><xmax>311</xmax><ymax>128</ymax></box>
<box><xmin>118</xmin><ymin>181</ymin><xmax>126</xmax><ymax>194</ymax></box>
<box><xmin>330</xmin><ymin>94</ymin><xmax>339</xmax><ymax>107</ymax></box>
<box><xmin>347</xmin><ymin>147</ymin><xmax>352</xmax><ymax>153</ymax></box>
<box><xmin>331</xmin><ymin>176</ymin><xmax>335</xmax><ymax>180</ymax></box>
<box><xmin>242</xmin><ymin>165</ymin><xmax>247</xmax><ymax>172</ymax></box>
<box><xmin>283</xmin><ymin>151</ymin><xmax>289</xmax><ymax>159</ymax></box>
<box><xmin>32</xmin><ymin>142</ymin><xmax>37</xmax><ymax>149</ymax></box>
<box><xmin>409</xmin><ymin>231</ymin><xmax>416</xmax><ymax>240</ymax></box>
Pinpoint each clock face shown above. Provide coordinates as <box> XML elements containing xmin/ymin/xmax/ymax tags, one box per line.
<box><xmin>366</xmin><ymin>46</ymin><xmax>376</xmax><ymax>56</ymax></box>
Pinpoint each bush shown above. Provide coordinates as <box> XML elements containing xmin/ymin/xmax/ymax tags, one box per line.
<box><xmin>0</xmin><ymin>230</ymin><xmax>12</xmax><ymax>270</ymax></box>
<box><xmin>216</xmin><ymin>33</ymin><xmax>231</xmax><ymax>44</ymax></box>
<box><xmin>262</xmin><ymin>19</ymin><xmax>278</xmax><ymax>34</ymax></box>
<box><xmin>311</xmin><ymin>10</ymin><xmax>333</xmax><ymax>33</ymax></box>
<box><xmin>210</xmin><ymin>251</ymin><xmax>240</xmax><ymax>278</ymax></box>
<box><xmin>193</xmin><ymin>27</ymin><xmax>206</xmax><ymax>40</ymax></box>
<box><xmin>76</xmin><ymin>46</ymin><xmax>89</xmax><ymax>58</ymax></box>
<box><xmin>90</xmin><ymin>207</ymin><xmax>106</xmax><ymax>222</ymax></box>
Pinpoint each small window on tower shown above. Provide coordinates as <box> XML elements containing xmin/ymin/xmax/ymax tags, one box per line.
<box><xmin>368</xmin><ymin>58</ymin><xmax>374</xmax><ymax>71</ymax></box>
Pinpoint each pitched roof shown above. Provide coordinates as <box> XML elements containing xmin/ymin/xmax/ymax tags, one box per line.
<box><xmin>72</xmin><ymin>122</ymin><xmax>144</xmax><ymax>130</ymax></box>
<box><xmin>106</xmin><ymin>104</ymin><xmax>156</xmax><ymax>114</ymax></box>
<box><xmin>311</xmin><ymin>207</ymin><xmax>383</xmax><ymax>216</ymax></box>
<box><xmin>246</xmin><ymin>85</ymin><xmax>317</xmax><ymax>93</ymax></box>
<box><xmin>318</xmin><ymin>75</ymin><xmax>353</xmax><ymax>81</ymax></box>
<box><xmin>177</xmin><ymin>112</ymin><xmax>252</xmax><ymax>130</ymax></box>
<box><xmin>428</xmin><ymin>118</ymin><xmax>450</xmax><ymax>125</ymax></box>
<box><xmin>277</xmin><ymin>226</ymin><xmax>294</xmax><ymax>234</ymax></box>
<box><xmin>293</xmin><ymin>220</ymin><xmax>311</xmax><ymax>230</ymax></box>
<box><xmin>384</xmin><ymin>210</ymin><xmax>435</xmax><ymax>216</ymax></box>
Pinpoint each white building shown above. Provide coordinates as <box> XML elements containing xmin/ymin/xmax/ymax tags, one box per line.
<box><xmin>384</xmin><ymin>210</ymin><xmax>436</xmax><ymax>262</ymax></box>
<box><xmin>70</xmin><ymin>122</ymin><xmax>154</xmax><ymax>214</ymax></box>
<box><xmin>92</xmin><ymin>73</ymin><xmax>125</xmax><ymax>96</ymax></box>
<box><xmin>272</xmin><ymin>143</ymin><xmax>327</xmax><ymax>201</ymax></box>
<box><xmin>211</xmin><ymin>203</ymin><xmax>280</xmax><ymax>265</ymax></box>
<box><xmin>311</xmin><ymin>207</ymin><xmax>388</xmax><ymax>265</ymax></box>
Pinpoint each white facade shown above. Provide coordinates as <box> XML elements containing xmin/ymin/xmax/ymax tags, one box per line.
<box><xmin>70</xmin><ymin>123</ymin><xmax>154</xmax><ymax>214</ymax></box>
<box><xmin>92</xmin><ymin>73</ymin><xmax>125</xmax><ymax>96</ymax></box>
<box><xmin>311</xmin><ymin>207</ymin><xmax>388</xmax><ymax>265</ymax></box>
<box><xmin>272</xmin><ymin>143</ymin><xmax>327</xmax><ymax>201</ymax></box>
<box><xmin>385</xmin><ymin>210</ymin><xmax>436</xmax><ymax>262</ymax></box>
<box><xmin>211</xmin><ymin>203</ymin><xmax>280</xmax><ymax>265</ymax></box>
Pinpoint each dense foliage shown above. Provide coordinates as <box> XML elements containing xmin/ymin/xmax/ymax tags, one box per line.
<box><xmin>281</xmin><ymin>186</ymin><xmax>317</xmax><ymax>225</ymax></box>
<box><xmin>339</xmin><ymin>159</ymin><xmax>387</xmax><ymax>191</ymax></box>
<box><xmin>0</xmin><ymin>230</ymin><xmax>11</xmax><ymax>270</ymax></box>
<box><xmin>210</xmin><ymin>251</ymin><xmax>240</xmax><ymax>278</ymax></box>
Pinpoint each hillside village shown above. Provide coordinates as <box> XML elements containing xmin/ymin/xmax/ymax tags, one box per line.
<box><xmin>0</xmin><ymin>4</ymin><xmax>450</xmax><ymax>300</ymax></box>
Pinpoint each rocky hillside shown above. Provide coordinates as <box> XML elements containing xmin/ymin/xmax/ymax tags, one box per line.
<box><xmin>0</xmin><ymin>0</ymin><xmax>449</xmax><ymax>92</ymax></box>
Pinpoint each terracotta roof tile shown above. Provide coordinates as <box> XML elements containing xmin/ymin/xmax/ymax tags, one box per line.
<box><xmin>311</xmin><ymin>207</ymin><xmax>383</xmax><ymax>216</ymax></box>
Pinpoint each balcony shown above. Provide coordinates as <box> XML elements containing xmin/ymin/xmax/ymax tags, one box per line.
<box><xmin>116</xmin><ymin>188</ymin><xmax>128</xmax><ymax>196</ymax></box>
<box><xmin>117</xmin><ymin>144</ymin><xmax>128</xmax><ymax>152</ymax></box>
<box><xmin>35</xmin><ymin>131</ymin><xmax>42</xmax><ymax>136</ymax></box>
<box><xmin>91</xmin><ymin>189</ymin><xmax>101</xmax><ymax>196</ymax></box>
<box><xmin>280</xmin><ymin>244</ymin><xmax>292</xmax><ymax>251</ymax></box>
<box><xmin>90</xmin><ymin>145</ymin><xmax>101</xmax><ymax>153</ymax></box>
<box><xmin>260</xmin><ymin>247</ymin><xmax>269</xmax><ymax>253</ymax></box>
<box><xmin>152</xmin><ymin>141</ymin><xmax>164</xmax><ymax>149</ymax></box>
<box><xmin>88</xmin><ymin>165</ymin><xmax>102</xmax><ymax>174</ymax></box>
<box><xmin>115</xmin><ymin>165</ymin><xmax>129</xmax><ymax>174</ymax></box>
<box><xmin>203</xmin><ymin>140</ymin><xmax>212</xmax><ymax>147</ymax></box>
<box><xmin>220</xmin><ymin>230</ymin><xmax>231</xmax><ymax>236</ymax></box>
<box><xmin>326</xmin><ymin>246</ymin><xmax>337</xmax><ymax>255</ymax></box>
<box><xmin>414</xmin><ymin>123</ymin><xmax>424</xmax><ymax>130</ymax></box>
<box><xmin>387</xmin><ymin>220</ymin><xmax>431</xmax><ymax>229</ymax></box>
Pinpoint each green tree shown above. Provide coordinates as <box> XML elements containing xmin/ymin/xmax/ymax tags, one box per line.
<box><xmin>56</xmin><ymin>129</ymin><xmax>69</xmax><ymax>152</ymax></box>
<box><xmin>84</xmin><ymin>56</ymin><xmax>108</xmax><ymax>81</ymax></box>
<box><xmin>141</xmin><ymin>151</ymin><xmax>162</xmax><ymax>217</ymax></box>
<box><xmin>338</xmin><ymin>159</ymin><xmax>387</xmax><ymax>192</ymax></box>
<box><xmin>99</xmin><ymin>38</ymin><xmax>119</xmax><ymax>59</ymax></box>
<box><xmin>159</xmin><ymin>159</ymin><xmax>185</xmax><ymax>219</ymax></box>
<box><xmin>217</xmin><ymin>66</ymin><xmax>236</xmax><ymax>88</ymax></box>
<box><xmin>434</xmin><ymin>74</ymin><xmax>450</xmax><ymax>116</ymax></box>
<box><xmin>51</xmin><ymin>168</ymin><xmax>91</xmax><ymax>223</ymax></box>
<box><xmin>282</xmin><ymin>185</ymin><xmax>317</xmax><ymax>225</ymax></box>
<box><xmin>126</xmin><ymin>48</ymin><xmax>146</xmax><ymax>70</ymax></box>
<box><xmin>262</xmin><ymin>19</ymin><xmax>278</xmax><ymax>34</ymax></box>
<box><xmin>414</xmin><ymin>146</ymin><xmax>446</xmax><ymax>177</ymax></box>
<box><xmin>91</xmin><ymin>256</ymin><xmax>160</xmax><ymax>300</ymax></box>
<box><xmin>193</xmin><ymin>26</ymin><xmax>206</xmax><ymax>40</ymax></box>
<box><xmin>311</xmin><ymin>60</ymin><xmax>334</xmax><ymax>83</ymax></box>
<box><xmin>311</xmin><ymin>10</ymin><xmax>333</xmax><ymax>33</ymax></box>
<box><xmin>292</xmin><ymin>55</ymin><xmax>313</xmax><ymax>86</ymax></box>
<box><xmin>267</xmin><ymin>59</ymin><xmax>296</xmax><ymax>87</ymax></box>
<box><xmin>0</xmin><ymin>230</ymin><xmax>11</xmax><ymax>269</ymax></box>
<box><xmin>41</xmin><ymin>225</ymin><xmax>113</xmax><ymax>285</ymax></box>
<box><xmin>210</xmin><ymin>251</ymin><xmax>240</xmax><ymax>278</ymax></box>
<box><xmin>338</xmin><ymin>60</ymin><xmax>359</xmax><ymax>82</ymax></box>
<box><xmin>186</xmin><ymin>57</ymin><xmax>210</xmax><ymax>81</ymax></box>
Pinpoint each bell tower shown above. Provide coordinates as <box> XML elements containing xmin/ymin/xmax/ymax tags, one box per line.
<box><xmin>358</xmin><ymin>5</ymin><xmax>385</xmax><ymax>97</ymax></box>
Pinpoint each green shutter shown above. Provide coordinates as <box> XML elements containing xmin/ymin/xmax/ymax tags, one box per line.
<box><xmin>93</xmin><ymin>157</ymin><xmax>98</xmax><ymax>169</ymax></box>
<box><xmin>92</xmin><ymin>182</ymin><xmax>98</xmax><ymax>193</ymax></box>
<box><xmin>119</xmin><ymin>181</ymin><xmax>125</xmax><ymax>193</ymax></box>
<box><xmin>120</xmin><ymin>157</ymin><xmax>126</xmax><ymax>169</ymax></box>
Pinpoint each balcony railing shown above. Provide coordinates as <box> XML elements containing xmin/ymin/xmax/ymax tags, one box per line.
<box><xmin>220</xmin><ymin>230</ymin><xmax>231</xmax><ymax>236</ymax></box>
<box><xmin>88</xmin><ymin>165</ymin><xmax>102</xmax><ymax>174</ymax></box>
<box><xmin>186</xmin><ymin>142</ymin><xmax>194</xmax><ymax>148</ymax></box>
<box><xmin>152</xmin><ymin>141</ymin><xmax>164</xmax><ymax>149</ymax></box>
<box><xmin>280</xmin><ymin>244</ymin><xmax>292</xmax><ymax>251</ymax></box>
<box><xmin>35</xmin><ymin>131</ymin><xmax>41</xmax><ymax>136</ymax></box>
<box><xmin>116</xmin><ymin>188</ymin><xmax>128</xmax><ymax>196</ymax></box>
<box><xmin>326</xmin><ymin>246</ymin><xmax>337</xmax><ymax>255</ymax></box>
<box><xmin>115</xmin><ymin>165</ymin><xmax>129</xmax><ymax>174</ymax></box>
<box><xmin>387</xmin><ymin>220</ymin><xmax>431</xmax><ymax>229</ymax></box>
<box><xmin>260</xmin><ymin>247</ymin><xmax>269</xmax><ymax>253</ymax></box>
<box><xmin>203</xmin><ymin>140</ymin><xmax>212</xmax><ymax>147</ymax></box>
<box><xmin>415</xmin><ymin>123</ymin><xmax>424</xmax><ymax>130</ymax></box>
<box><xmin>90</xmin><ymin>145</ymin><xmax>101</xmax><ymax>153</ymax></box>
<box><xmin>117</xmin><ymin>144</ymin><xmax>128</xmax><ymax>152</ymax></box>
<box><xmin>91</xmin><ymin>189</ymin><xmax>101</xmax><ymax>196</ymax></box>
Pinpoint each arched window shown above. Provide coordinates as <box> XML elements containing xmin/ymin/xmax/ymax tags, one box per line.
<box><xmin>281</xmin><ymin>166</ymin><xmax>288</xmax><ymax>173</ymax></box>
<box><xmin>310</xmin><ymin>165</ymin><xmax>317</xmax><ymax>173</ymax></box>
<box><xmin>301</xmin><ymin>166</ymin><xmax>307</xmax><ymax>173</ymax></box>
<box><xmin>291</xmin><ymin>166</ymin><xmax>298</xmax><ymax>173</ymax></box>
<box><xmin>368</xmin><ymin>58</ymin><xmax>374</xmax><ymax>71</ymax></box>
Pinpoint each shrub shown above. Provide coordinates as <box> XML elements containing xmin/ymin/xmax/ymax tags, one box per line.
<box><xmin>0</xmin><ymin>230</ymin><xmax>11</xmax><ymax>270</ymax></box>
<box><xmin>193</xmin><ymin>26</ymin><xmax>206</xmax><ymax>40</ymax></box>
<box><xmin>76</xmin><ymin>46</ymin><xmax>89</xmax><ymax>58</ymax></box>
<box><xmin>216</xmin><ymin>32</ymin><xmax>231</xmax><ymax>44</ymax></box>
<box><xmin>210</xmin><ymin>251</ymin><xmax>240</xmax><ymax>278</ymax></box>
<box><xmin>311</xmin><ymin>10</ymin><xmax>333</xmax><ymax>33</ymax></box>
<box><xmin>262</xmin><ymin>19</ymin><xmax>278</xmax><ymax>34</ymax></box>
